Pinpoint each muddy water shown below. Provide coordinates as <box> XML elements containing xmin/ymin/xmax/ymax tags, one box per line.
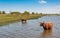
<box><xmin>0</xmin><ymin>16</ymin><xmax>60</xmax><ymax>38</ymax></box>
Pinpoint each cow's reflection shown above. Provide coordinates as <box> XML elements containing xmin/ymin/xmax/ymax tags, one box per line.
<box><xmin>41</xmin><ymin>30</ymin><xmax>52</xmax><ymax>38</ymax></box>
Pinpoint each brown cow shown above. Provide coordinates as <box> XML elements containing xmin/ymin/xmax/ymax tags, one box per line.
<box><xmin>40</xmin><ymin>22</ymin><xmax>53</xmax><ymax>30</ymax></box>
<box><xmin>21</xmin><ymin>19</ymin><xmax>27</xmax><ymax>23</ymax></box>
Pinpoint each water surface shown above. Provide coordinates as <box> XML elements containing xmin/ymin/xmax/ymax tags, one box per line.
<box><xmin>0</xmin><ymin>16</ymin><xmax>60</xmax><ymax>38</ymax></box>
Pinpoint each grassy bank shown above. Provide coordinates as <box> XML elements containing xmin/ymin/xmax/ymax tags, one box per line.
<box><xmin>0</xmin><ymin>14</ymin><xmax>59</xmax><ymax>25</ymax></box>
<box><xmin>44</xmin><ymin>14</ymin><xmax>60</xmax><ymax>16</ymax></box>
<box><xmin>0</xmin><ymin>14</ymin><xmax>43</xmax><ymax>25</ymax></box>
<box><xmin>0</xmin><ymin>14</ymin><xmax>20</xmax><ymax>25</ymax></box>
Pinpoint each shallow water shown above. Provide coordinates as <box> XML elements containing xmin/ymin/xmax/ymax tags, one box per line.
<box><xmin>0</xmin><ymin>16</ymin><xmax>60</xmax><ymax>38</ymax></box>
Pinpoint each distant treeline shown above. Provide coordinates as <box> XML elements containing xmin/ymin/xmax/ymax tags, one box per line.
<box><xmin>0</xmin><ymin>11</ymin><xmax>6</xmax><ymax>14</ymax></box>
<box><xmin>0</xmin><ymin>11</ymin><xmax>43</xmax><ymax>15</ymax></box>
<box><xmin>0</xmin><ymin>11</ymin><xmax>60</xmax><ymax>16</ymax></box>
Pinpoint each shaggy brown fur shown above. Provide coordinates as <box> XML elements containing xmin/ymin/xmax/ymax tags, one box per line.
<box><xmin>40</xmin><ymin>22</ymin><xmax>53</xmax><ymax>30</ymax></box>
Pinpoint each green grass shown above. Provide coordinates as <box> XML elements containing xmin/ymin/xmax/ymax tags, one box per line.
<box><xmin>0</xmin><ymin>14</ymin><xmax>43</xmax><ymax>25</ymax></box>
